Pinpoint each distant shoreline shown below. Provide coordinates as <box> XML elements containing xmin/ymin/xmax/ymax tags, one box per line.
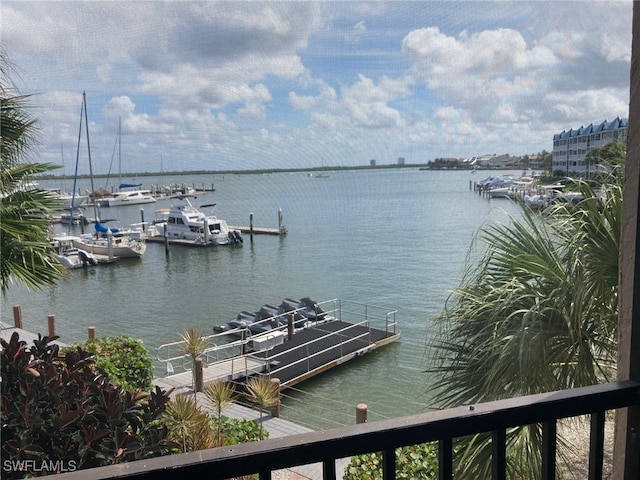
<box><xmin>38</xmin><ymin>163</ymin><xmax>525</xmax><ymax>180</ymax></box>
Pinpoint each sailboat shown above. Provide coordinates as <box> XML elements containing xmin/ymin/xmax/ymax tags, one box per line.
<box><xmin>70</xmin><ymin>93</ymin><xmax>147</xmax><ymax>259</ymax></box>
<box><xmin>311</xmin><ymin>157</ymin><xmax>330</xmax><ymax>178</ymax></box>
<box><xmin>96</xmin><ymin>118</ymin><xmax>156</xmax><ymax>207</ymax></box>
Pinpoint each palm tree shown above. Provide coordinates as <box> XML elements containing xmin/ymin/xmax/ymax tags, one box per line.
<box><xmin>429</xmin><ymin>158</ymin><xmax>622</xmax><ymax>478</ymax></box>
<box><xmin>203</xmin><ymin>380</ymin><xmax>237</xmax><ymax>445</ymax></box>
<box><xmin>178</xmin><ymin>327</ymin><xmax>208</xmax><ymax>393</ymax></box>
<box><xmin>0</xmin><ymin>48</ymin><xmax>67</xmax><ymax>293</ymax></box>
<box><xmin>585</xmin><ymin>140</ymin><xmax>626</xmax><ymax>182</ymax></box>
<box><xmin>245</xmin><ymin>375</ymin><xmax>280</xmax><ymax>440</ymax></box>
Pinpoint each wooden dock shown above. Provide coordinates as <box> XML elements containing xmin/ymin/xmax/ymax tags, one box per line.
<box><xmin>228</xmin><ymin>225</ymin><xmax>287</xmax><ymax>235</ymax></box>
<box><xmin>158</xmin><ymin>317</ymin><xmax>400</xmax><ymax>392</ymax></box>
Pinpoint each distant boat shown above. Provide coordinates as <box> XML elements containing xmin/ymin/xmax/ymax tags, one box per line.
<box><xmin>59</xmin><ymin>207</ymin><xmax>92</xmax><ymax>225</ymax></box>
<box><xmin>50</xmin><ymin>234</ymin><xmax>99</xmax><ymax>269</ymax></box>
<box><xmin>147</xmin><ymin>195</ymin><xmax>242</xmax><ymax>246</ymax></box>
<box><xmin>97</xmin><ymin>119</ymin><xmax>156</xmax><ymax>207</ymax></box>
<box><xmin>71</xmin><ymin>223</ymin><xmax>147</xmax><ymax>259</ymax></box>
<box><xmin>96</xmin><ymin>185</ymin><xmax>156</xmax><ymax>207</ymax></box>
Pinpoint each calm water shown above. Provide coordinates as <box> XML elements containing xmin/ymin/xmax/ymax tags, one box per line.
<box><xmin>1</xmin><ymin>168</ymin><xmax>521</xmax><ymax>429</ymax></box>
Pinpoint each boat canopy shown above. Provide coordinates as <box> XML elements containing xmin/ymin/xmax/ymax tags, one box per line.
<box><xmin>95</xmin><ymin>221</ymin><xmax>119</xmax><ymax>234</ymax></box>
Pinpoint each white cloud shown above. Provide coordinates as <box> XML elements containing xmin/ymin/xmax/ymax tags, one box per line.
<box><xmin>2</xmin><ymin>1</ymin><xmax>633</xmax><ymax>170</ymax></box>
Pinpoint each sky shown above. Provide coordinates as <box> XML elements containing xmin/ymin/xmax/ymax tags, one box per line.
<box><xmin>2</xmin><ymin>1</ymin><xmax>633</xmax><ymax>175</ymax></box>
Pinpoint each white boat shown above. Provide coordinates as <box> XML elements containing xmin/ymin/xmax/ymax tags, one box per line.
<box><xmin>96</xmin><ymin>186</ymin><xmax>156</xmax><ymax>207</ymax></box>
<box><xmin>96</xmin><ymin>119</ymin><xmax>156</xmax><ymax>207</ymax></box>
<box><xmin>487</xmin><ymin>186</ymin><xmax>513</xmax><ymax>198</ymax></box>
<box><xmin>59</xmin><ymin>207</ymin><xmax>93</xmax><ymax>225</ymax></box>
<box><xmin>50</xmin><ymin>235</ymin><xmax>99</xmax><ymax>269</ymax></box>
<box><xmin>148</xmin><ymin>195</ymin><xmax>243</xmax><ymax>246</ymax></box>
<box><xmin>71</xmin><ymin>221</ymin><xmax>147</xmax><ymax>258</ymax></box>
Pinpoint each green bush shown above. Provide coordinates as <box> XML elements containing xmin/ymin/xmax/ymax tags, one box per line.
<box><xmin>344</xmin><ymin>443</ymin><xmax>439</xmax><ymax>479</ymax></box>
<box><xmin>64</xmin><ymin>336</ymin><xmax>154</xmax><ymax>392</ymax></box>
<box><xmin>214</xmin><ymin>415</ymin><xmax>265</xmax><ymax>445</ymax></box>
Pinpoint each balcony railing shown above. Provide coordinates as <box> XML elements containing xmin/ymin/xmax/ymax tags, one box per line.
<box><xmin>42</xmin><ymin>380</ymin><xmax>640</xmax><ymax>480</ymax></box>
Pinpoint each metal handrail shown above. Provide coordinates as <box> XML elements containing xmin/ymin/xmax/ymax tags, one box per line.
<box><xmin>41</xmin><ymin>381</ymin><xmax>640</xmax><ymax>480</ymax></box>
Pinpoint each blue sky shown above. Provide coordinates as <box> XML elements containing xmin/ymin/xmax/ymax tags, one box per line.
<box><xmin>3</xmin><ymin>1</ymin><xmax>632</xmax><ymax>174</ymax></box>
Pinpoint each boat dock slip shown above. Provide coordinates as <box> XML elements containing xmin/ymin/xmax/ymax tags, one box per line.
<box><xmin>156</xmin><ymin>299</ymin><xmax>399</xmax><ymax>391</ymax></box>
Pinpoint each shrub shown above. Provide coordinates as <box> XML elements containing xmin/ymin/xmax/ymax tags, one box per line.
<box><xmin>215</xmin><ymin>415</ymin><xmax>264</xmax><ymax>445</ymax></box>
<box><xmin>64</xmin><ymin>336</ymin><xmax>154</xmax><ymax>392</ymax></box>
<box><xmin>0</xmin><ymin>333</ymin><xmax>174</xmax><ymax>479</ymax></box>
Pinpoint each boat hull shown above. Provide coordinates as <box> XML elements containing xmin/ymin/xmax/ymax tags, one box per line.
<box><xmin>72</xmin><ymin>235</ymin><xmax>146</xmax><ymax>258</ymax></box>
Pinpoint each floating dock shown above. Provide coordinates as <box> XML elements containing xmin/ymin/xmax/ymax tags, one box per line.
<box><xmin>249</xmin><ymin>319</ymin><xmax>399</xmax><ymax>388</ymax></box>
<box><xmin>156</xmin><ymin>299</ymin><xmax>399</xmax><ymax>392</ymax></box>
<box><xmin>228</xmin><ymin>225</ymin><xmax>287</xmax><ymax>235</ymax></box>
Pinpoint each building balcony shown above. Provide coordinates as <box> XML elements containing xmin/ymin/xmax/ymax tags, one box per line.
<box><xmin>42</xmin><ymin>380</ymin><xmax>640</xmax><ymax>480</ymax></box>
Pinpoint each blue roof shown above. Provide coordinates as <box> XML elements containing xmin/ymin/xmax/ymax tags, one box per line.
<box><xmin>555</xmin><ymin>117</ymin><xmax>628</xmax><ymax>137</ymax></box>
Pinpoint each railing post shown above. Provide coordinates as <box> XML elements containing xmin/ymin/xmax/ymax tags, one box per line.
<box><xmin>492</xmin><ymin>429</ymin><xmax>506</xmax><ymax>480</ymax></box>
<box><xmin>542</xmin><ymin>420</ymin><xmax>557</xmax><ymax>480</ymax></box>
<box><xmin>322</xmin><ymin>460</ymin><xmax>336</xmax><ymax>480</ymax></box>
<box><xmin>589</xmin><ymin>411</ymin><xmax>606</xmax><ymax>480</ymax></box>
<box><xmin>382</xmin><ymin>448</ymin><xmax>396</xmax><ymax>480</ymax></box>
<box><xmin>438</xmin><ymin>437</ymin><xmax>453</xmax><ymax>480</ymax></box>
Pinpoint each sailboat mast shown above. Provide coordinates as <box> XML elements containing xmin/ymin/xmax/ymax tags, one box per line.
<box><xmin>118</xmin><ymin>117</ymin><xmax>122</xmax><ymax>187</ymax></box>
<box><xmin>70</xmin><ymin>103</ymin><xmax>84</xmax><ymax>233</ymax></box>
<box><xmin>83</xmin><ymin>91</ymin><xmax>98</xmax><ymax>222</ymax></box>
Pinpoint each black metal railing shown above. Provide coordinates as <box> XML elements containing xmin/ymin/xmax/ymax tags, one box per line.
<box><xmin>41</xmin><ymin>380</ymin><xmax>640</xmax><ymax>480</ymax></box>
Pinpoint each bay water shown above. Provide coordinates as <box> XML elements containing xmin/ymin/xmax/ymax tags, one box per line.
<box><xmin>0</xmin><ymin>168</ymin><xmax>522</xmax><ymax>430</ymax></box>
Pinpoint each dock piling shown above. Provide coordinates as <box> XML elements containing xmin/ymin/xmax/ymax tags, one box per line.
<box><xmin>13</xmin><ymin>305</ymin><xmax>23</xmax><ymax>329</ymax></box>
<box><xmin>250</xmin><ymin>213</ymin><xmax>254</xmax><ymax>243</ymax></box>
<box><xmin>48</xmin><ymin>315</ymin><xmax>56</xmax><ymax>337</ymax></box>
<box><xmin>270</xmin><ymin>378</ymin><xmax>281</xmax><ymax>418</ymax></box>
<box><xmin>163</xmin><ymin>224</ymin><xmax>169</xmax><ymax>256</ymax></box>
<box><xmin>88</xmin><ymin>326</ymin><xmax>96</xmax><ymax>339</ymax></box>
<box><xmin>356</xmin><ymin>403</ymin><xmax>368</xmax><ymax>424</ymax></box>
<box><xmin>195</xmin><ymin>358</ymin><xmax>204</xmax><ymax>393</ymax></box>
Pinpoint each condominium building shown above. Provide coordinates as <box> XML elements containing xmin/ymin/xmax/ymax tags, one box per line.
<box><xmin>552</xmin><ymin>117</ymin><xmax>628</xmax><ymax>176</ymax></box>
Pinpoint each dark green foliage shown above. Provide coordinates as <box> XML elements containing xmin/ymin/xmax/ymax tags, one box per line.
<box><xmin>1</xmin><ymin>333</ymin><xmax>175</xmax><ymax>478</ymax></box>
<box><xmin>344</xmin><ymin>443</ymin><xmax>439</xmax><ymax>479</ymax></box>
<box><xmin>77</xmin><ymin>336</ymin><xmax>154</xmax><ymax>392</ymax></box>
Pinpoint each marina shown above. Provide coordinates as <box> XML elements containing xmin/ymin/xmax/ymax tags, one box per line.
<box><xmin>3</xmin><ymin>168</ymin><xmax>525</xmax><ymax>430</ymax></box>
